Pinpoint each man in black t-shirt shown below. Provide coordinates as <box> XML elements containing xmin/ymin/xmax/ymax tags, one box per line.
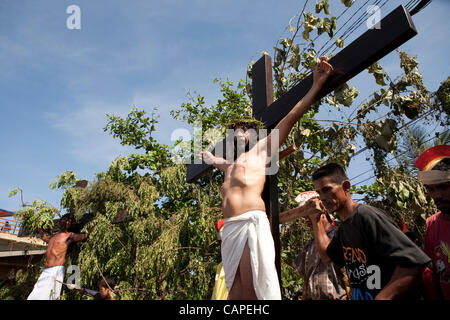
<box><xmin>306</xmin><ymin>163</ymin><xmax>430</xmax><ymax>300</ymax></box>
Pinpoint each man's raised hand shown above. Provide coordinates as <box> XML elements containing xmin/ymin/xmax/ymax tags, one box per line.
<box><xmin>198</xmin><ymin>151</ymin><xmax>215</xmax><ymax>165</ymax></box>
<box><xmin>198</xmin><ymin>151</ymin><xmax>228</xmax><ymax>171</ymax></box>
<box><xmin>306</xmin><ymin>198</ymin><xmax>327</xmax><ymax>224</ymax></box>
<box><xmin>313</xmin><ymin>56</ymin><xmax>333</xmax><ymax>89</ymax></box>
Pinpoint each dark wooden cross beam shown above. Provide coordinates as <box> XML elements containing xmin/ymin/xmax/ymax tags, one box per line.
<box><xmin>186</xmin><ymin>4</ymin><xmax>417</xmax><ymax>277</ymax></box>
<box><xmin>186</xmin><ymin>5</ymin><xmax>416</xmax><ymax>183</ymax></box>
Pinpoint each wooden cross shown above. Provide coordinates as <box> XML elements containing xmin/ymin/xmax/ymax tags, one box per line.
<box><xmin>186</xmin><ymin>5</ymin><xmax>417</xmax><ymax>282</ymax></box>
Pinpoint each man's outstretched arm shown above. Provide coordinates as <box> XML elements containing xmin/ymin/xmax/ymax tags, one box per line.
<box><xmin>265</xmin><ymin>57</ymin><xmax>333</xmax><ymax>151</ymax></box>
<box><xmin>198</xmin><ymin>151</ymin><xmax>228</xmax><ymax>172</ymax></box>
<box><xmin>37</xmin><ymin>228</ymin><xmax>51</xmax><ymax>243</ymax></box>
<box><xmin>69</xmin><ymin>232</ymin><xmax>89</xmax><ymax>243</ymax></box>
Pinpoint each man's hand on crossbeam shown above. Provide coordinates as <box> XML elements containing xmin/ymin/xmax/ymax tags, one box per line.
<box><xmin>305</xmin><ymin>198</ymin><xmax>328</xmax><ymax>223</ymax></box>
<box><xmin>313</xmin><ymin>56</ymin><xmax>334</xmax><ymax>89</ymax></box>
<box><xmin>279</xmin><ymin>197</ymin><xmax>325</xmax><ymax>224</ymax></box>
<box><xmin>267</xmin><ymin>57</ymin><xmax>333</xmax><ymax>155</ymax></box>
<box><xmin>198</xmin><ymin>151</ymin><xmax>228</xmax><ymax>172</ymax></box>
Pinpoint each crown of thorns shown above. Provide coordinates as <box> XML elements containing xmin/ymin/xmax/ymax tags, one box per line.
<box><xmin>225</xmin><ymin>117</ymin><xmax>265</xmax><ymax>130</ymax></box>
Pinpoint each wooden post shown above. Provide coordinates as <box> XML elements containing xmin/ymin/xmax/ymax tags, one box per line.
<box><xmin>251</xmin><ymin>54</ymin><xmax>281</xmax><ymax>282</ymax></box>
<box><xmin>252</xmin><ymin>54</ymin><xmax>274</xmax><ymax>117</ymax></box>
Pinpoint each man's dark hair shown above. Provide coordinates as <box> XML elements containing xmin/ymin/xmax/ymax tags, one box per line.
<box><xmin>431</xmin><ymin>157</ymin><xmax>450</xmax><ymax>171</ymax></box>
<box><xmin>312</xmin><ymin>163</ymin><xmax>349</xmax><ymax>184</ymax></box>
<box><xmin>59</xmin><ymin>214</ymin><xmax>73</xmax><ymax>229</ymax></box>
<box><xmin>226</xmin><ymin>117</ymin><xmax>265</xmax><ymax>131</ymax></box>
<box><xmin>227</xmin><ymin>118</ymin><xmax>265</xmax><ymax>160</ymax></box>
<box><xmin>98</xmin><ymin>275</ymin><xmax>116</xmax><ymax>289</ymax></box>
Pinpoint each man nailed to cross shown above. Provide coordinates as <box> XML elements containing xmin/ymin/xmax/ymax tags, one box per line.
<box><xmin>191</xmin><ymin>5</ymin><xmax>418</xmax><ymax>300</ymax></box>
<box><xmin>27</xmin><ymin>214</ymin><xmax>89</xmax><ymax>300</ymax></box>
<box><xmin>199</xmin><ymin>58</ymin><xmax>333</xmax><ymax>300</ymax></box>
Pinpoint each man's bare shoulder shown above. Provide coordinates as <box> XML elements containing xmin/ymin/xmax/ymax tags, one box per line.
<box><xmin>49</xmin><ymin>232</ymin><xmax>72</xmax><ymax>243</ymax></box>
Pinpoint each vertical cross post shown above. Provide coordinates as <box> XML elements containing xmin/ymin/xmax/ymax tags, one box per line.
<box><xmin>251</xmin><ymin>55</ymin><xmax>281</xmax><ymax>283</ymax></box>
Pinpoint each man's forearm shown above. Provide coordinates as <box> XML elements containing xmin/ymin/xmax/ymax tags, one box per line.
<box><xmin>71</xmin><ymin>233</ymin><xmax>89</xmax><ymax>243</ymax></box>
<box><xmin>269</xmin><ymin>57</ymin><xmax>333</xmax><ymax>149</ymax></box>
<box><xmin>299</xmin><ymin>83</ymin><xmax>322</xmax><ymax>109</ymax></box>
<box><xmin>278</xmin><ymin>84</ymin><xmax>321</xmax><ymax>130</ymax></box>
<box><xmin>37</xmin><ymin>228</ymin><xmax>50</xmax><ymax>243</ymax></box>
<box><xmin>210</xmin><ymin>155</ymin><xmax>228</xmax><ymax>171</ymax></box>
<box><xmin>311</xmin><ymin>221</ymin><xmax>332</xmax><ymax>263</ymax></box>
<box><xmin>375</xmin><ymin>266</ymin><xmax>424</xmax><ymax>300</ymax></box>
<box><xmin>211</xmin><ymin>155</ymin><xmax>227</xmax><ymax>166</ymax></box>
<box><xmin>199</xmin><ymin>152</ymin><xmax>227</xmax><ymax>171</ymax></box>
<box><xmin>272</xmin><ymin>84</ymin><xmax>321</xmax><ymax>148</ymax></box>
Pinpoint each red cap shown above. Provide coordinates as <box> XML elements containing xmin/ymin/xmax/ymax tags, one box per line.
<box><xmin>414</xmin><ymin>145</ymin><xmax>450</xmax><ymax>171</ymax></box>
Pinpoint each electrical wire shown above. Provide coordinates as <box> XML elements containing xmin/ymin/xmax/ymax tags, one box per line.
<box><xmin>315</xmin><ymin>0</ymin><xmax>372</xmax><ymax>57</ymax></box>
<box><xmin>408</xmin><ymin>0</ymin><xmax>432</xmax><ymax>16</ymax></box>
<box><xmin>353</xmin><ymin>128</ymin><xmax>450</xmax><ymax>186</ymax></box>
<box><xmin>349</xmin><ymin>109</ymin><xmax>435</xmax><ymax>179</ymax></box>
<box><xmin>295</xmin><ymin>0</ymin><xmax>375</xmax><ymax>77</ymax></box>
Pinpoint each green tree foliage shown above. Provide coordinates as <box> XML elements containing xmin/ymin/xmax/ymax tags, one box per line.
<box><xmin>2</xmin><ymin>2</ymin><xmax>447</xmax><ymax>300</ymax></box>
<box><xmin>8</xmin><ymin>187</ymin><xmax>60</xmax><ymax>234</ymax></box>
<box><xmin>434</xmin><ymin>76</ymin><xmax>450</xmax><ymax>119</ymax></box>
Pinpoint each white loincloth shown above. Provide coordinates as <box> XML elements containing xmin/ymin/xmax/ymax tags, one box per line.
<box><xmin>221</xmin><ymin>210</ymin><xmax>281</xmax><ymax>300</ymax></box>
<box><xmin>27</xmin><ymin>266</ymin><xmax>65</xmax><ymax>300</ymax></box>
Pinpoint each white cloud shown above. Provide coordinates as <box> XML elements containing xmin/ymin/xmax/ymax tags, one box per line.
<box><xmin>44</xmin><ymin>87</ymin><xmax>195</xmax><ymax>168</ymax></box>
<box><xmin>45</xmin><ymin>101</ymin><xmax>135</xmax><ymax>167</ymax></box>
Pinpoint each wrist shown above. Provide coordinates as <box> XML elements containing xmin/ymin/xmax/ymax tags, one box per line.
<box><xmin>310</xmin><ymin>82</ymin><xmax>323</xmax><ymax>93</ymax></box>
<box><xmin>374</xmin><ymin>292</ymin><xmax>390</xmax><ymax>300</ymax></box>
<box><xmin>310</xmin><ymin>219</ymin><xmax>321</xmax><ymax>231</ymax></box>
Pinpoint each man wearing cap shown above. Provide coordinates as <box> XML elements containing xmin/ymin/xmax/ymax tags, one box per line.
<box><xmin>415</xmin><ymin>145</ymin><xmax>450</xmax><ymax>300</ymax></box>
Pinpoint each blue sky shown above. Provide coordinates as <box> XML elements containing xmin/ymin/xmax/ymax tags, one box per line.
<box><xmin>1</xmin><ymin>0</ymin><xmax>449</xmax><ymax>212</ymax></box>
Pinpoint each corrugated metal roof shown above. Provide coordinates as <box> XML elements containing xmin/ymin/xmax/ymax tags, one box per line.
<box><xmin>0</xmin><ymin>209</ymin><xmax>15</xmax><ymax>217</ymax></box>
